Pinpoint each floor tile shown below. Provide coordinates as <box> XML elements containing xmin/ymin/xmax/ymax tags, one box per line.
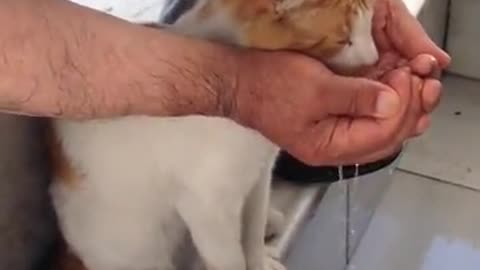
<box><xmin>399</xmin><ymin>74</ymin><xmax>480</xmax><ymax>190</ymax></box>
<box><xmin>349</xmin><ymin>171</ymin><xmax>480</xmax><ymax>270</ymax></box>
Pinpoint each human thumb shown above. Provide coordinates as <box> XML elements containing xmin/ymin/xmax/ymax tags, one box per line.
<box><xmin>324</xmin><ymin>76</ymin><xmax>400</xmax><ymax>118</ymax></box>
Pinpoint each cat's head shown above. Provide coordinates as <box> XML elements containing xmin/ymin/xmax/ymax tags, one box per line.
<box><xmin>170</xmin><ymin>0</ymin><xmax>379</xmax><ymax>74</ymax></box>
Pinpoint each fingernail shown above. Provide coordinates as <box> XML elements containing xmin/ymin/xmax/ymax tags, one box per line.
<box><xmin>376</xmin><ymin>91</ymin><xmax>399</xmax><ymax>117</ymax></box>
<box><xmin>429</xmin><ymin>55</ymin><xmax>440</xmax><ymax>71</ymax></box>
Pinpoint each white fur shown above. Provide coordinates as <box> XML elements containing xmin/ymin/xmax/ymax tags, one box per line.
<box><xmin>52</xmin><ymin>116</ymin><xmax>280</xmax><ymax>270</ymax></box>
<box><xmin>51</xmin><ymin>2</ymin><xmax>378</xmax><ymax>270</ymax></box>
<box><xmin>326</xmin><ymin>8</ymin><xmax>379</xmax><ymax>70</ymax></box>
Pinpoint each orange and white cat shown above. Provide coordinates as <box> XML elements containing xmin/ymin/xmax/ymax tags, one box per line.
<box><xmin>50</xmin><ymin>0</ymin><xmax>378</xmax><ymax>270</ymax></box>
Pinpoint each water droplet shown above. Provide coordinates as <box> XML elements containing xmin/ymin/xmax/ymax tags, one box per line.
<box><xmin>338</xmin><ymin>165</ymin><xmax>344</xmax><ymax>181</ymax></box>
<box><xmin>354</xmin><ymin>164</ymin><xmax>360</xmax><ymax>180</ymax></box>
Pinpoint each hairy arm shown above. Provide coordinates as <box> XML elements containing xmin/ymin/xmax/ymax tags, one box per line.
<box><xmin>0</xmin><ymin>0</ymin><xmax>238</xmax><ymax>119</ymax></box>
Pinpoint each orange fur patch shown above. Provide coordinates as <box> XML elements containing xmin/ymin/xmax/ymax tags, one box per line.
<box><xmin>52</xmin><ymin>237</ymin><xmax>89</xmax><ymax>270</ymax></box>
<box><xmin>196</xmin><ymin>0</ymin><xmax>372</xmax><ymax>59</ymax></box>
<box><xmin>46</xmin><ymin>124</ymin><xmax>80</xmax><ymax>187</ymax></box>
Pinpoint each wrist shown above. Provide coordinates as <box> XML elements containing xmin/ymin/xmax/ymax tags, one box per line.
<box><xmin>143</xmin><ymin>31</ymin><xmax>242</xmax><ymax>117</ymax></box>
<box><xmin>227</xmin><ymin>49</ymin><xmax>263</xmax><ymax>131</ymax></box>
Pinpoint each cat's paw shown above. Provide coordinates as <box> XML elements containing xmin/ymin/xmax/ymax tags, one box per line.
<box><xmin>265</xmin><ymin>207</ymin><xmax>285</xmax><ymax>240</ymax></box>
<box><xmin>263</xmin><ymin>255</ymin><xmax>287</xmax><ymax>270</ymax></box>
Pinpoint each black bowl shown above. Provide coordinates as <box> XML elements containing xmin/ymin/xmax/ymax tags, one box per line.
<box><xmin>273</xmin><ymin>150</ymin><xmax>401</xmax><ymax>183</ymax></box>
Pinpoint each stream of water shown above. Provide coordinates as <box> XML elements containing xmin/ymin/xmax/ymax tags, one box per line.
<box><xmin>338</xmin><ymin>164</ymin><xmax>360</xmax><ymax>269</ymax></box>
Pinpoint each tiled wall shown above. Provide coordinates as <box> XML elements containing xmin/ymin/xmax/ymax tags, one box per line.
<box><xmin>418</xmin><ymin>0</ymin><xmax>480</xmax><ymax>79</ymax></box>
<box><xmin>446</xmin><ymin>0</ymin><xmax>480</xmax><ymax>79</ymax></box>
<box><xmin>416</xmin><ymin>0</ymin><xmax>449</xmax><ymax>48</ymax></box>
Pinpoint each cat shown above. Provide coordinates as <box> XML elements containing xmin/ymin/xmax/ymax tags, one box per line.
<box><xmin>0</xmin><ymin>115</ymin><xmax>57</xmax><ymax>270</ymax></box>
<box><xmin>50</xmin><ymin>0</ymin><xmax>378</xmax><ymax>270</ymax></box>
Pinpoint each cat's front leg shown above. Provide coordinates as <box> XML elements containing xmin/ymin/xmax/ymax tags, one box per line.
<box><xmin>177</xmin><ymin>194</ymin><xmax>246</xmax><ymax>270</ymax></box>
<box><xmin>263</xmin><ymin>255</ymin><xmax>287</xmax><ymax>270</ymax></box>
<box><xmin>265</xmin><ymin>207</ymin><xmax>285</xmax><ymax>240</ymax></box>
<box><xmin>243</xmin><ymin>171</ymin><xmax>287</xmax><ymax>270</ymax></box>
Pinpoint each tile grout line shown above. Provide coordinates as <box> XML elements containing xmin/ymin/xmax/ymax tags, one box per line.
<box><xmin>396</xmin><ymin>168</ymin><xmax>480</xmax><ymax>193</ymax></box>
<box><xmin>441</xmin><ymin>0</ymin><xmax>451</xmax><ymax>50</ymax></box>
<box><xmin>444</xmin><ymin>70</ymin><xmax>480</xmax><ymax>82</ymax></box>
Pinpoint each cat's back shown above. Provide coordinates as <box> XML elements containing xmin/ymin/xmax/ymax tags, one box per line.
<box><xmin>51</xmin><ymin>115</ymin><xmax>277</xmax><ymax>211</ymax></box>
<box><xmin>53</xmin><ymin>115</ymin><xmax>277</xmax><ymax>179</ymax></box>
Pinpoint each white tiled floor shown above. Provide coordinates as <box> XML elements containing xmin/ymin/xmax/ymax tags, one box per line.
<box><xmin>350</xmin><ymin>171</ymin><xmax>480</xmax><ymax>270</ymax></box>
<box><xmin>351</xmin><ymin>74</ymin><xmax>480</xmax><ymax>270</ymax></box>
<box><xmin>399</xmin><ymin>74</ymin><xmax>480</xmax><ymax>191</ymax></box>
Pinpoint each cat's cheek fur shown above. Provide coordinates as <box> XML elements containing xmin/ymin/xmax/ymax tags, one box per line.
<box><xmin>326</xmin><ymin>8</ymin><xmax>379</xmax><ymax>71</ymax></box>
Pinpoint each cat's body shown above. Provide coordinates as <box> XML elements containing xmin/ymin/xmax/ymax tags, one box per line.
<box><xmin>52</xmin><ymin>115</ymin><xmax>279</xmax><ymax>270</ymax></box>
<box><xmin>51</xmin><ymin>0</ymin><xmax>378</xmax><ymax>270</ymax></box>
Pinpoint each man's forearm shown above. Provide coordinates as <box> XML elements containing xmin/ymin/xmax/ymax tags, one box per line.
<box><xmin>0</xmin><ymin>0</ymin><xmax>238</xmax><ymax>119</ymax></box>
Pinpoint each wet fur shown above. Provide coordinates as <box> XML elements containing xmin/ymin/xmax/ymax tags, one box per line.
<box><xmin>51</xmin><ymin>0</ymin><xmax>378</xmax><ymax>269</ymax></box>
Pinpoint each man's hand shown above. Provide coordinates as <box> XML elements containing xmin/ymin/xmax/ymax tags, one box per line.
<box><xmin>373</xmin><ymin>0</ymin><xmax>450</xmax><ymax>69</ymax></box>
<box><xmin>370</xmin><ymin>0</ymin><xmax>451</xmax><ymax>133</ymax></box>
<box><xmin>230</xmin><ymin>0</ymin><xmax>452</xmax><ymax>166</ymax></box>
<box><xmin>360</xmin><ymin>53</ymin><xmax>442</xmax><ymax>136</ymax></box>
<box><xmin>232</xmin><ymin>51</ymin><xmax>423</xmax><ymax>166</ymax></box>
